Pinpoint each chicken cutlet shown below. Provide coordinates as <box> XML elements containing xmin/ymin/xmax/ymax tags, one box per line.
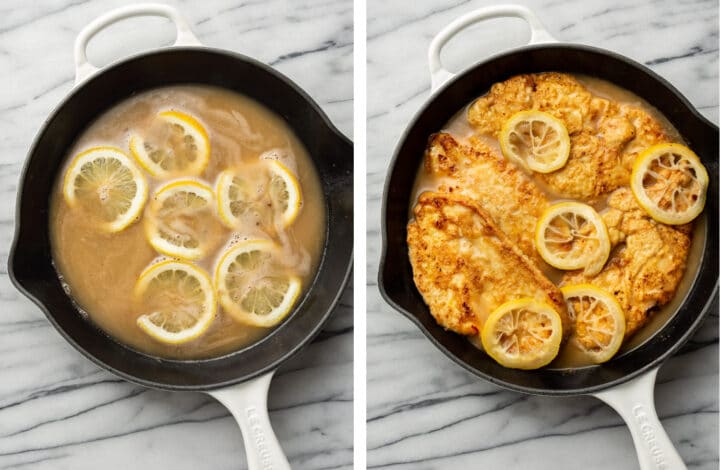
<box><xmin>467</xmin><ymin>73</ymin><xmax>671</xmax><ymax>199</ymax></box>
<box><xmin>424</xmin><ymin>133</ymin><xmax>548</xmax><ymax>264</ymax></box>
<box><xmin>407</xmin><ymin>192</ymin><xmax>569</xmax><ymax>336</ymax></box>
<box><xmin>562</xmin><ymin>188</ymin><xmax>692</xmax><ymax>336</ymax></box>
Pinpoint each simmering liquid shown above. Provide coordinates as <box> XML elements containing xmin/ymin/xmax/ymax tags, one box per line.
<box><xmin>50</xmin><ymin>85</ymin><xmax>326</xmax><ymax>359</ymax></box>
<box><xmin>411</xmin><ymin>75</ymin><xmax>705</xmax><ymax>369</ymax></box>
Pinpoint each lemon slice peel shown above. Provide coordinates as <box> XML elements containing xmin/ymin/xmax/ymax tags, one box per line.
<box><xmin>134</xmin><ymin>259</ymin><xmax>216</xmax><ymax>344</ymax></box>
<box><xmin>500</xmin><ymin>110</ymin><xmax>571</xmax><ymax>173</ymax></box>
<box><xmin>480</xmin><ymin>298</ymin><xmax>563</xmax><ymax>370</ymax></box>
<box><xmin>63</xmin><ymin>146</ymin><xmax>148</xmax><ymax>232</ymax></box>
<box><xmin>561</xmin><ymin>284</ymin><xmax>625</xmax><ymax>364</ymax></box>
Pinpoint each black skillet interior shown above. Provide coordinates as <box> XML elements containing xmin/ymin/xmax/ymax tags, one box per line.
<box><xmin>379</xmin><ymin>44</ymin><xmax>719</xmax><ymax>395</ymax></box>
<box><xmin>9</xmin><ymin>48</ymin><xmax>353</xmax><ymax>391</ymax></box>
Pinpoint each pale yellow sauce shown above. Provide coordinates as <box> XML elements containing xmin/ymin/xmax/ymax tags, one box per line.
<box><xmin>50</xmin><ymin>85</ymin><xmax>326</xmax><ymax>360</ymax></box>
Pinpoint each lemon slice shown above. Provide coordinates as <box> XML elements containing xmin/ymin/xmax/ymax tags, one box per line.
<box><xmin>630</xmin><ymin>143</ymin><xmax>708</xmax><ymax>225</ymax></box>
<box><xmin>535</xmin><ymin>202</ymin><xmax>611</xmax><ymax>276</ymax></box>
<box><xmin>561</xmin><ymin>284</ymin><xmax>625</xmax><ymax>364</ymax></box>
<box><xmin>216</xmin><ymin>160</ymin><xmax>302</xmax><ymax>230</ymax></box>
<box><xmin>500</xmin><ymin>110</ymin><xmax>571</xmax><ymax>173</ymax></box>
<box><xmin>481</xmin><ymin>298</ymin><xmax>563</xmax><ymax>370</ymax></box>
<box><xmin>130</xmin><ymin>110</ymin><xmax>210</xmax><ymax>178</ymax></box>
<box><xmin>63</xmin><ymin>146</ymin><xmax>148</xmax><ymax>232</ymax></box>
<box><xmin>135</xmin><ymin>260</ymin><xmax>216</xmax><ymax>344</ymax></box>
<box><xmin>145</xmin><ymin>179</ymin><xmax>218</xmax><ymax>260</ymax></box>
<box><xmin>215</xmin><ymin>239</ymin><xmax>302</xmax><ymax>327</ymax></box>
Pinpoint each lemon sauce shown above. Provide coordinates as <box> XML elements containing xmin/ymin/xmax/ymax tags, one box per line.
<box><xmin>50</xmin><ymin>85</ymin><xmax>326</xmax><ymax>360</ymax></box>
<box><xmin>411</xmin><ymin>74</ymin><xmax>705</xmax><ymax>370</ymax></box>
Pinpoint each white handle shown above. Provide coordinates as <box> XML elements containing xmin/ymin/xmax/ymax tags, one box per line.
<box><xmin>208</xmin><ymin>371</ymin><xmax>291</xmax><ymax>470</ymax></box>
<box><xmin>74</xmin><ymin>3</ymin><xmax>201</xmax><ymax>84</ymax></box>
<box><xmin>592</xmin><ymin>367</ymin><xmax>686</xmax><ymax>470</ymax></box>
<box><xmin>428</xmin><ymin>4</ymin><xmax>557</xmax><ymax>90</ymax></box>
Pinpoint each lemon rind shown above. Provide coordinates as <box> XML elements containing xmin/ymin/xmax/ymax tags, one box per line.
<box><xmin>267</xmin><ymin>160</ymin><xmax>302</xmax><ymax>227</ymax></box>
<box><xmin>630</xmin><ymin>143</ymin><xmax>709</xmax><ymax>225</ymax></box>
<box><xmin>63</xmin><ymin>146</ymin><xmax>148</xmax><ymax>233</ymax></box>
<box><xmin>214</xmin><ymin>239</ymin><xmax>301</xmax><ymax>328</ymax></box>
<box><xmin>560</xmin><ymin>284</ymin><xmax>626</xmax><ymax>364</ymax></box>
<box><xmin>129</xmin><ymin>110</ymin><xmax>211</xmax><ymax>178</ymax></box>
<box><xmin>135</xmin><ymin>260</ymin><xmax>216</xmax><ymax>344</ymax></box>
<box><xmin>534</xmin><ymin>201</ymin><xmax>610</xmax><ymax>275</ymax></box>
<box><xmin>499</xmin><ymin>110</ymin><xmax>571</xmax><ymax>174</ymax></box>
<box><xmin>480</xmin><ymin>298</ymin><xmax>563</xmax><ymax>370</ymax></box>
<box><xmin>145</xmin><ymin>179</ymin><xmax>216</xmax><ymax>260</ymax></box>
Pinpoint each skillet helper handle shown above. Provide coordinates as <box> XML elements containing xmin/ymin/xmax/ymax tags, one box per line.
<box><xmin>592</xmin><ymin>367</ymin><xmax>686</xmax><ymax>470</ymax></box>
<box><xmin>208</xmin><ymin>371</ymin><xmax>291</xmax><ymax>470</ymax></box>
<box><xmin>428</xmin><ymin>4</ymin><xmax>557</xmax><ymax>90</ymax></box>
<box><xmin>74</xmin><ymin>3</ymin><xmax>202</xmax><ymax>84</ymax></box>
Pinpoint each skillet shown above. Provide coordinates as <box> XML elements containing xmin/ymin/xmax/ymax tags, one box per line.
<box><xmin>379</xmin><ymin>6</ymin><xmax>717</xmax><ymax>469</ymax></box>
<box><xmin>8</xmin><ymin>4</ymin><xmax>353</xmax><ymax>470</ymax></box>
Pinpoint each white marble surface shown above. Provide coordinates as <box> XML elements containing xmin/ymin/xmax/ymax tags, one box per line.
<box><xmin>0</xmin><ymin>1</ymin><xmax>352</xmax><ymax>469</ymax></box>
<box><xmin>367</xmin><ymin>0</ymin><xmax>718</xmax><ymax>469</ymax></box>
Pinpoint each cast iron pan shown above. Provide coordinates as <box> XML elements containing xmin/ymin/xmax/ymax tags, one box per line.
<box><xmin>378</xmin><ymin>6</ymin><xmax>717</xmax><ymax>470</ymax></box>
<box><xmin>8</xmin><ymin>5</ymin><xmax>352</xmax><ymax>470</ymax></box>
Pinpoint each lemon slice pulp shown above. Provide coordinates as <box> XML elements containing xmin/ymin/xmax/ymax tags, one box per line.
<box><xmin>215</xmin><ymin>239</ymin><xmax>301</xmax><ymax>327</ymax></box>
<box><xmin>561</xmin><ymin>284</ymin><xmax>625</xmax><ymax>364</ymax></box>
<box><xmin>481</xmin><ymin>298</ymin><xmax>563</xmax><ymax>370</ymax></box>
<box><xmin>535</xmin><ymin>202</ymin><xmax>611</xmax><ymax>276</ymax></box>
<box><xmin>631</xmin><ymin>143</ymin><xmax>708</xmax><ymax>225</ymax></box>
<box><xmin>216</xmin><ymin>160</ymin><xmax>302</xmax><ymax>230</ymax></box>
<box><xmin>63</xmin><ymin>146</ymin><xmax>148</xmax><ymax>232</ymax></box>
<box><xmin>500</xmin><ymin>110</ymin><xmax>571</xmax><ymax>173</ymax></box>
<box><xmin>145</xmin><ymin>179</ymin><xmax>219</xmax><ymax>260</ymax></box>
<box><xmin>130</xmin><ymin>110</ymin><xmax>210</xmax><ymax>178</ymax></box>
<box><xmin>135</xmin><ymin>260</ymin><xmax>216</xmax><ymax>344</ymax></box>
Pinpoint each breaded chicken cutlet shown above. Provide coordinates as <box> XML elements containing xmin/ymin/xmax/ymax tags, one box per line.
<box><xmin>562</xmin><ymin>188</ymin><xmax>692</xmax><ymax>336</ymax></box>
<box><xmin>424</xmin><ymin>133</ymin><xmax>548</xmax><ymax>264</ymax></box>
<box><xmin>407</xmin><ymin>192</ymin><xmax>569</xmax><ymax>336</ymax></box>
<box><xmin>467</xmin><ymin>72</ymin><xmax>670</xmax><ymax>199</ymax></box>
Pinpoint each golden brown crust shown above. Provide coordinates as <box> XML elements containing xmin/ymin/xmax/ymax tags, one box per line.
<box><xmin>407</xmin><ymin>192</ymin><xmax>569</xmax><ymax>337</ymax></box>
<box><xmin>562</xmin><ymin>188</ymin><xmax>691</xmax><ymax>336</ymax></box>
<box><xmin>467</xmin><ymin>72</ymin><xmax>672</xmax><ymax>200</ymax></box>
<box><xmin>424</xmin><ymin>133</ymin><xmax>548</xmax><ymax>264</ymax></box>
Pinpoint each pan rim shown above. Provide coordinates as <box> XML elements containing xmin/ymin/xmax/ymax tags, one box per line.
<box><xmin>9</xmin><ymin>45</ymin><xmax>354</xmax><ymax>392</ymax></box>
<box><xmin>378</xmin><ymin>42</ymin><xmax>719</xmax><ymax>396</ymax></box>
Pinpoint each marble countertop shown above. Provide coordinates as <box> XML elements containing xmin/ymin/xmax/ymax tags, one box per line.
<box><xmin>0</xmin><ymin>1</ymin><xmax>352</xmax><ymax>469</ymax></box>
<box><xmin>367</xmin><ymin>0</ymin><xmax>718</xmax><ymax>469</ymax></box>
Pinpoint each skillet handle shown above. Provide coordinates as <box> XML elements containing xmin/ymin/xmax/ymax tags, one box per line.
<box><xmin>208</xmin><ymin>371</ymin><xmax>291</xmax><ymax>470</ymax></box>
<box><xmin>74</xmin><ymin>3</ymin><xmax>202</xmax><ymax>85</ymax></box>
<box><xmin>592</xmin><ymin>367</ymin><xmax>687</xmax><ymax>470</ymax></box>
<box><xmin>428</xmin><ymin>5</ymin><xmax>557</xmax><ymax>90</ymax></box>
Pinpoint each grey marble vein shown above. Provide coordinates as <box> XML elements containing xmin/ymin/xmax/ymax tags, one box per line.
<box><xmin>0</xmin><ymin>1</ymin><xmax>352</xmax><ymax>469</ymax></box>
<box><xmin>367</xmin><ymin>0</ymin><xmax>718</xmax><ymax>469</ymax></box>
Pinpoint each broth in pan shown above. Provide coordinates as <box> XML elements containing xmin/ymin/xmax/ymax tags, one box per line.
<box><xmin>51</xmin><ymin>85</ymin><xmax>326</xmax><ymax>359</ymax></box>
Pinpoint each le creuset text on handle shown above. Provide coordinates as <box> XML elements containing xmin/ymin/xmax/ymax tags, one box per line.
<box><xmin>427</xmin><ymin>4</ymin><xmax>557</xmax><ymax>91</ymax></box>
<box><xmin>74</xmin><ymin>3</ymin><xmax>202</xmax><ymax>84</ymax></box>
<box><xmin>593</xmin><ymin>367</ymin><xmax>687</xmax><ymax>470</ymax></box>
<box><xmin>209</xmin><ymin>372</ymin><xmax>291</xmax><ymax>470</ymax></box>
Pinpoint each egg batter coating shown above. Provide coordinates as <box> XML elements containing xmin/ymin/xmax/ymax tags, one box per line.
<box><xmin>467</xmin><ymin>73</ymin><xmax>670</xmax><ymax>199</ymax></box>
<box><xmin>407</xmin><ymin>192</ymin><xmax>569</xmax><ymax>336</ymax></box>
<box><xmin>424</xmin><ymin>132</ymin><xmax>549</xmax><ymax>264</ymax></box>
<box><xmin>562</xmin><ymin>188</ymin><xmax>692</xmax><ymax>336</ymax></box>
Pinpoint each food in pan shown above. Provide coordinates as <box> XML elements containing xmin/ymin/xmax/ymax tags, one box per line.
<box><xmin>423</xmin><ymin>133</ymin><xmax>548</xmax><ymax>264</ymax></box>
<box><xmin>51</xmin><ymin>85</ymin><xmax>325</xmax><ymax>359</ymax></box>
<box><xmin>468</xmin><ymin>73</ymin><xmax>668</xmax><ymax>199</ymax></box>
<box><xmin>562</xmin><ymin>187</ymin><xmax>692</xmax><ymax>337</ymax></box>
<box><xmin>408</xmin><ymin>72</ymin><xmax>708</xmax><ymax>369</ymax></box>
<box><xmin>407</xmin><ymin>192</ymin><xmax>569</xmax><ymax>338</ymax></box>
